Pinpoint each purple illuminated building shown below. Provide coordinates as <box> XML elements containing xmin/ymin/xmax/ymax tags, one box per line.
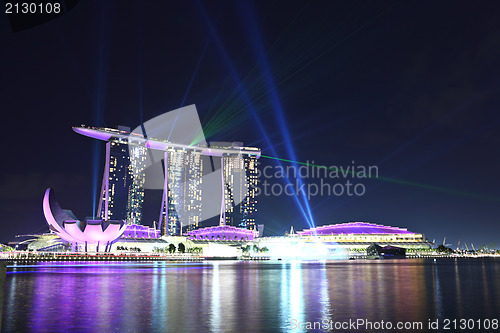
<box><xmin>298</xmin><ymin>222</ymin><xmax>417</xmax><ymax>236</ymax></box>
<box><xmin>121</xmin><ymin>224</ymin><xmax>160</xmax><ymax>239</ymax></box>
<box><xmin>187</xmin><ymin>225</ymin><xmax>258</xmax><ymax>241</ymax></box>
<box><xmin>43</xmin><ymin>188</ymin><xmax>126</xmax><ymax>251</ymax></box>
<box><xmin>293</xmin><ymin>222</ymin><xmax>430</xmax><ymax>249</ymax></box>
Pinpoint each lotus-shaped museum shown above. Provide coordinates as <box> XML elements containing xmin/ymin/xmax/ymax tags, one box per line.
<box><xmin>43</xmin><ymin>188</ymin><xmax>126</xmax><ymax>251</ymax></box>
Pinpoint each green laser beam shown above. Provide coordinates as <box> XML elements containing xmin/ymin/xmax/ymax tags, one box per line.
<box><xmin>200</xmin><ymin>3</ymin><xmax>284</xmax><ymax>138</ymax></box>
<box><xmin>261</xmin><ymin>155</ymin><xmax>500</xmax><ymax>203</ymax></box>
<box><xmin>198</xmin><ymin>1</ymin><xmax>392</xmax><ymax>144</ymax></box>
<box><xmin>194</xmin><ymin>2</ymin><xmax>313</xmax><ymax>145</ymax></box>
<box><xmin>195</xmin><ymin>2</ymin><xmax>358</xmax><ymax>144</ymax></box>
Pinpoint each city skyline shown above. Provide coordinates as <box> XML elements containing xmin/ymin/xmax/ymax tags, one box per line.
<box><xmin>1</xmin><ymin>1</ymin><xmax>499</xmax><ymax>247</ymax></box>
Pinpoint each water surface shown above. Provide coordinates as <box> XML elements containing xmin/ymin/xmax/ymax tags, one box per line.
<box><xmin>2</xmin><ymin>258</ymin><xmax>500</xmax><ymax>332</ymax></box>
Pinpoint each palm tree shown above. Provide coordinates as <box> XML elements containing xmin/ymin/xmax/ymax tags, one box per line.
<box><xmin>241</xmin><ymin>245</ymin><xmax>249</xmax><ymax>254</ymax></box>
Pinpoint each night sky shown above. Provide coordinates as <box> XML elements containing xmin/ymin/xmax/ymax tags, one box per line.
<box><xmin>1</xmin><ymin>0</ymin><xmax>499</xmax><ymax>248</ymax></box>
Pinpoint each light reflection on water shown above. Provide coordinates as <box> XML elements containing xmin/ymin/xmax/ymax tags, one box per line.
<box><xmin>2</xmin><ymin>259</ymin><xmax>500</xmax><ymax>332</ymax></box>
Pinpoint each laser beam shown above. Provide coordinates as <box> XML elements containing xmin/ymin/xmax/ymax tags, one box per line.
<box><xmin>195</xmin><ymin>1</ymin><xmax>315</xmax><ymax>228</ymax></box>
<box><xmin>260</xmin><ymin>155</ymin><xmax>500</xmax><ymax>202</ymax></box>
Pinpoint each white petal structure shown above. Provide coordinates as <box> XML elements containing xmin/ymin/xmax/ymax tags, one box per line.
<box><xmin>43</xmin><ymin>188</ymin><xmax>126</xmax><ymax>244</ymax></box>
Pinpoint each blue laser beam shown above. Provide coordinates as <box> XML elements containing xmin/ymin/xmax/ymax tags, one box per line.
<box><xmin>195</xmin><ymin>1</ymin><xmax>315</xmax><ymax>228</ymax></box>
<box><xmin>168</xmin><ymin>3</ymin><xmax>225</xmax><ymax>143</ymax></box>
<box><xmin>136</xmin><ymin>4</ymin><xmax>148</xmax><ymax>138</ymax></box>
<box><xmin>239</xmin><ymin>0</ymin><xmax>315</xmax><ymax>228</ymax></box>
<box><xmin>91</xmin><ymin>2</ymin><xmax>113</xmax><ymax>218</ymax></box>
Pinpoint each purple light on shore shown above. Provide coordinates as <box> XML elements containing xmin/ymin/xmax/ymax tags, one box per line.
<box><xmin>298</xmin><ymin>222</ymin><xmax>417</xmax><ymax>236</ymax></box>
<box><xmin>187</xmin><ymin>226</ymin><xmax>258</xmax><ymax>241</ymax></box>
<box><xmin>121</xmin><ymin>224</ymin><xmax>160</xmax><ymax>239</ymax></box>
<box><xmin>43</xmin><ymin>188</ymin><xmax>126</xmax><ymax>244</ymax></box>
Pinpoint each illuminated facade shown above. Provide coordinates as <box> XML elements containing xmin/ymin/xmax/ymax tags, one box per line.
<box><xmin>99</xmin><ymin>140</ymin><xmax>129</xmax><ymax>221</ymax></box>
<box><xmin>160</xmin><ymin>148</ymin><xmax>203</xmax><ymax>235</ymax></box>
<box><xmin>97</xmin><ymin>136</ymin><xmax>147</xmax><ymax>225</ymax></box>
<box><xmin>127</xmin><ymin>145</ymin><xmax>147</xmax><ymax>224</ymax></box>
<box><xmin>121</xmin><ymin>223</ymin><xmax>160</xmax><ymax>239</ymax></box>
<box><xmin>223</xmin><ymin>153</ymin><xmax>245</xmax><ymax>227</ymax></box>
<box><xmin>187</xmin><ymin>225</ymin><xmax>258</xmax><ymax>241</ymax></box>
<box><xmin>184</xmin><ymin>150</ymin><xmax>203</xmax><ymax>231</ymax></box>
<box><xmin>254</xmin><ymin>222</ymin><xmax>432</xmax><ymax>259</ymax></box>
<box><xmin>222</xmin><ymin>151</ymin><xmax>258</xmax><ymax>230</ymax></box>
<box><xmin>242</xmin><ymin>155</ymin><xmax>258</xmax><ymax>230</ymax></box>
<box><xmin>296</xmin><ymin>222</ymin><xmax>431</xmax><ymax>250</ymax></box>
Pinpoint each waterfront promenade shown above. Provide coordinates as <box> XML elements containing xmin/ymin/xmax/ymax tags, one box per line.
<box><xmin>1</xmin><ymin>251</ymin><xmax>498</xmax><ymax>264</ymax></box>
<box><xmin>0</xmin><ymin>252</ymin><xmax>206</xmax><ymax>263</ymax></box>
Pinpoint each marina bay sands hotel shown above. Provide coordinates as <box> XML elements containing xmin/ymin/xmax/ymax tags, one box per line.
<box><xmin>73</xmin><ymin>106</ymin><xmax>261</xmax><ymax>237</ymax></box>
